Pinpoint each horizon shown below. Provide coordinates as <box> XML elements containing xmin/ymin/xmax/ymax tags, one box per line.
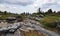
<box><xmin>0</xmin><ymin>0</ymin><xmax>60</xmax><ymax>14</ymax></box>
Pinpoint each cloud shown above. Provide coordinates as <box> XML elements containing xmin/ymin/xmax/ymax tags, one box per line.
<box><xmin>0</xmin><ymin>0</ymin><xmax>36</xmax><ymax>6</ymax></box>
<box><xmin>40</xmin><ymin>0</ymin><xmax>60</xmax><ymax>11</ymax></box>
<box><xmin>0</xmin><ymin>0</ymin><xmax>60</xmax><ymax>13</ymax></box>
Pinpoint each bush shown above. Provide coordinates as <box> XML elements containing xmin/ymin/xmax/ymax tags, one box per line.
<box><xmin>40</xmin><ymin>16</ymin><xmax>58</xmax><ymax>28</ymax></box>
<box><xmin>43</xmin><ymin>22</ymin><xmax>57</xmax><ymax>28</ymax></box>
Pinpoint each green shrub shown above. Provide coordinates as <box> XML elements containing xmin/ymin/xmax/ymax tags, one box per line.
<box><xmin>43</xmin><ymin>22</ymin><xmax>57</xmax><ymax>28</ymax></box>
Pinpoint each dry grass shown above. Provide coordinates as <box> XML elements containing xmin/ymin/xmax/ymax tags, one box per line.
<box><xmin>20</xmin><ymin>30</ymin><xmax>46</xmax><ymax>36</ymax></box>
<box><xmin>39</xmin><ymin>15</ymin><xmax>60</xmax><ymax>34</ymax></box>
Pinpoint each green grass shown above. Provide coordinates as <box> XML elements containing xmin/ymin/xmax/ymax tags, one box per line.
<box><xmin>40</xmin><ymin>15</ymin><xmax>60</xmax><ymax>27</ymax></box>
<box><xmin>31</xmin><ymin>14</ymin><xmax>60</xmax><ymax>34</ymax></box>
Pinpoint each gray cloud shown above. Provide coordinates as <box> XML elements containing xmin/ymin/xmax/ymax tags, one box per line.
<box><xmin>41</xmin><ymin>1</ymin><xmax>59</xmax><ymax>9</ymax></box>
<box><xmin>0</xmin><ymin>0</ymin><xmax>60</xmax><ymax>14</ymax></box>
<box><xmin>0</xmin><ymin>0</ymin><xmax>36</xmax><ymax>6</ymax></box>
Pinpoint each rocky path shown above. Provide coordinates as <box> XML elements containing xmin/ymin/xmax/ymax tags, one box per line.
<box><xmin>5</xmin><ymin>29</ymin><xmax>21</xmax><ymax>36</ymax></box>
<box><xmin>1</xmin><ymin>19</ymin><xmax>60</xmax><ymax>36</ymax></box>
<box><xmin>22</xmin><ymin>19</ymin><xmax>60</xmax><ymax>36</ymax></box>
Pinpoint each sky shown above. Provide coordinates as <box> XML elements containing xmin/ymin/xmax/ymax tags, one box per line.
<box><xmin>0</xmin><ymin>0</ymin><xmax>60</xmax><ymax>14</ymax></box>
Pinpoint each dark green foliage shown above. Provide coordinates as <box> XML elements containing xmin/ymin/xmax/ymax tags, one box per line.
<box><xmin>16</xmin><ymin>15</ymin><xmax>24</xmax><ymax>21</ymax></box>
<box><xmin>43</xmin><ymin>22</ymin><xmax>57</xmax><ymax>28</ymax></box>
<box><xmin>48</xmin><ymin>9</ymin><xmax>52</xmax><ymax>13</ymax></box>
<box><xmin>38</xmin><ymin>8</ymin><xmax>41</xmax><ymax>13</ymax></box>
<box><xmin>4</xmin><ymin>11</ymin><xmax>7</xmax><ymax>14</ymax></box>
<box><xmin>37</xmin><ymin>8</ymin><xmax>43</xmax><ymax>15</ymax></box>
<box><xmin>45</xmin><ymin>9</ymin><xmax>53</xmax><ymax>14</ymax></box>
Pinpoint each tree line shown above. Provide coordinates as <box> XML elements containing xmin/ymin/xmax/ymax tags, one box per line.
<box><xmin>37</xmin><ymin>8</ymin><xmax>60</xmax><ymax>15</ymax></box>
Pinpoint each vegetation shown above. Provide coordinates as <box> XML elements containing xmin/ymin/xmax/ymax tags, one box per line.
<box><xmin>20</xmin><ymin>30</ymin><xmax>46</xmax><ymax>36</ymax></box>
<box><xmin>0</xmin><ymin>8</ymin><xmax>60</xmax><ymax>28</ymax></box>
<box><xmin>0</xmin><ymin>11</ymin><xmax>27</xmax><ymax>21</ymax></box>
<box><xmin>31</xmin><ymin>8</ymin><xmax>60</xmax><ymax>33</ymax></box>
<box><xmin>39</xmin><ymin>14</ymin><xmax>60</xmax><ymax>34</ymax></box>
<box><xmin>32</xmin><ymin>8</ymin><xmax>59</xmax><ymax>26</ymax></box>
<box><xmin>40</xmin><ymin>16</ymin><xmax>59</xmax><ymax>27</ymax></box>
<box><xmin>0</xmin><ymin>8</ymin><xmax>60</xmax><ymax>33</ymax></box>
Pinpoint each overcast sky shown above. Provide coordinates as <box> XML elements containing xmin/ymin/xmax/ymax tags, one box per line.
<box><xmin>0</xmin><ymin>0</ymin><xmax>60</xmax><ymax>13</ymax></box>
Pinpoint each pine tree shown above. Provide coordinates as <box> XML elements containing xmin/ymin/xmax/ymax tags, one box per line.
<box><xmin>48</xmin><ymin>9</ymin><xmax>52</xmax><ymax>13</ymax></box>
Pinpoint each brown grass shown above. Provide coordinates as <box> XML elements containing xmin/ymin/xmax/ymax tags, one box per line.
<box><xmin>20</xmin><ymin>30</ymin><xmax>46</xmax><ymax>36</ymax></box>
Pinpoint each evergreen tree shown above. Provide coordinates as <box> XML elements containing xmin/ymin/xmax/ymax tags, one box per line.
<box><xmin>37</xmin><ymin>8</ymin><xmax>42</xmax><ymax>15</ymax></box>
<box><xmin>4</xmin><ymin>11</ymin><xmax>7</xmax><ymax>14</ymax></box>
<box><xmin>47</xmin><ymin>9</ymin><xmax>52</xmax><ymax>13</ymax></box>
<box><xmin>54</xmin><ymin>11</ymin><xmax>56</xmax><ymax>13</ymax></box>
<box><xmin>45</xmin><ymin>9</ymin><xmax>53</xmax><ymax>14</ymax></box>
